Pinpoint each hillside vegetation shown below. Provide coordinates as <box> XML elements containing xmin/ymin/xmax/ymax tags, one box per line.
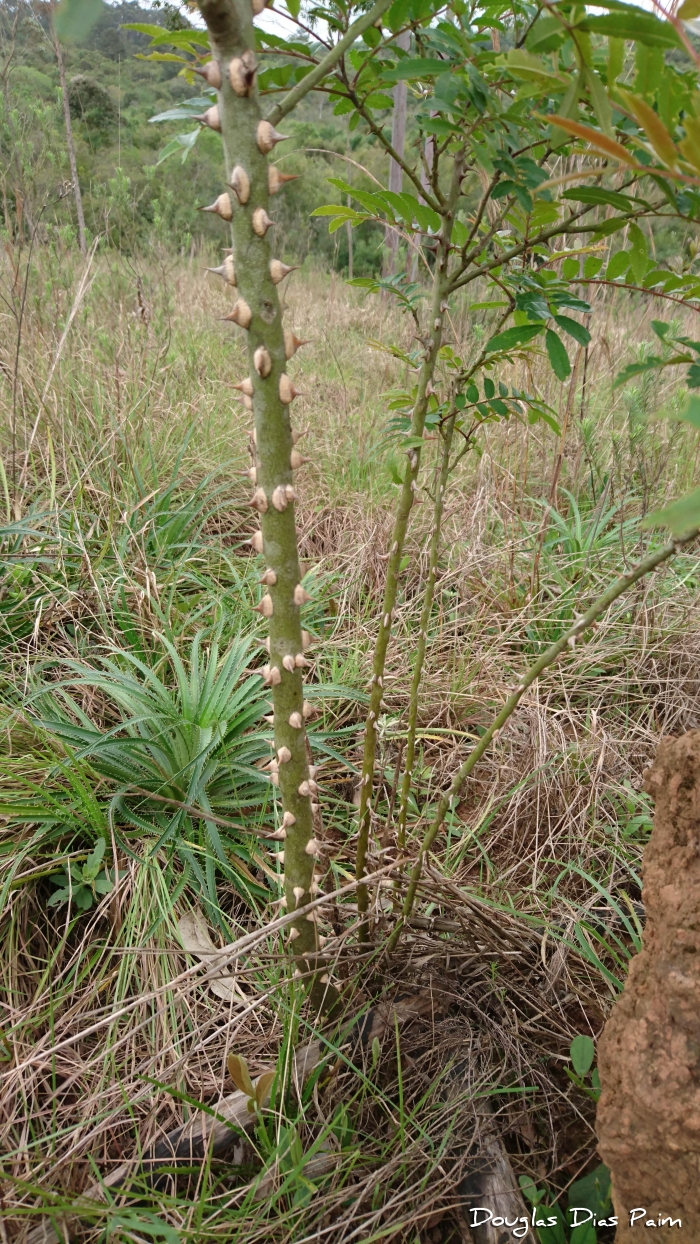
<box><xmin>1</xmin><ymin>0</ymin><xmax>391</xmax><ymax>269</ymax></box>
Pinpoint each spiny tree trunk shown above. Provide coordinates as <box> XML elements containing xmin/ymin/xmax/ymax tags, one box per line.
<box><xmin>383</xmin><ymin>29</ymin><xmax>409</xmax><ymax>277</ymax></box>
<box><xmin>52</xmin><ymin>16</ymin><xmax>86</xmax><ymax>255</ymax></box>
<box><xmin>197</xmin><ymin>0</ymin><xmax>336</xmax><ymax>1011</ymax></box>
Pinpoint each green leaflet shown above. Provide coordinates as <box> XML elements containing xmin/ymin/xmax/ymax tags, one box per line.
<box><xmin>149</xmin><ymin>98</ymin><xmax>215</xmax><ymax>124</ymax></box>
<box><xmin>545</xmin><ymin>329</ymin><xmax>571</xmax><ymax>380</ymax></box>
<box><xmin>585</xmin><ymin>65</ymin><xmax>613</xmax><ymax>137</ymax></box>
<box><xmin>55</xmin><ymin>0</ymin><xmax>104</xmax><ymax>40</ymax></box>
<box><xmin>485</xmin><ymin>324</ymin><xmax>543</xmax><ymax>354</ymax></box>
<box><xmin>525</xmin><ymin>14</ymin><xmax>566</xmax><ymax>53</ymax></box>
<box><xmin>554</xmin><ymin>315</ymin><xmax>591</xmax><ymax>347</ymax></box>
<box><xmin>568</xmin><ymin>1163</ymin><xmax>611</xmax><ymax>1218</ymax></box>
<box><xmin>627</xmin><ymin>223</ymin><xmax>649</xmax><ymax>283</ymax></box>
<box><xmin>612</xmin><ymin>354</ymin><xmax>666</xmax><ymax>387</ymax></box>
<box><xmin>323</xmin><ymin>180</ymin><xmax>441</xmax><ymax>233</ymax></box>
<box><xmin>644</xmin><ymin>485</ymin><xmax>700</xmax><ymax>534</ymax></box>
<box><xmin>608</xmin><ymin>36</ymin><xmax>624</xmax><ymax>85</ymax></box>
<box><xmin>577</xmin><ymin>9</ymin><xmax>682</xmax><ymax>47</ymax></box>
<box><xmin>562</xmin><ymin>187</ymin><xmax>635</xmax><ymax>211</ymax></box>
<box><xmin>156</xmin><ymin>130</ymin><xmax>200</xmax><ymax>166</ymax></box>
<box><xmin>380</xmin><ymin>57</ymin><xmax>453</xmax><ymax>81</ymax></box>
<box><xmin>606</xmin><ymin>250</ymin><xmax>632</xmax><ymax>280</ymax></box>
<box><xmin>570</xmin><ymin>1034</ymin><xmax>595</xmax><ymax>1076</ymax></box>
<box><xmin>659</xmin><ymin>393</ymin><xmax>700</xmax><ymax>429</ymax></box>
<box><xmin>503</xmin><ymin>49</ymin><xmax>567</xmax><ymax>86</ymax></box>
<box><xmin>122</xmin><ymin>23</ymin><xmax>210</xmax><ymax>49</ymax></box>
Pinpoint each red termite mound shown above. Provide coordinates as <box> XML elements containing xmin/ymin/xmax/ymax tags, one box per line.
<box><xmin>596</xmin><ymin>731</ymin><xmax>700</xmax><ymax>1242</ymax></box>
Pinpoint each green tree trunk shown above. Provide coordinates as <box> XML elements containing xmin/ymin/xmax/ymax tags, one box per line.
<box><xmin>198</xmin><ymin>0</ymin><xmax>334</xmax><ymax>1009</ymax></box>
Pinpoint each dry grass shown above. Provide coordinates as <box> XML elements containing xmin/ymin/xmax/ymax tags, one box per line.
<box><xmin>1</xmin><ymin>241</ymin><xmax>700</xmax><ymax>1242</ymax></box>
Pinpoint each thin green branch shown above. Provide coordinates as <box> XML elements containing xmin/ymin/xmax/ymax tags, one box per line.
<box><xmin>450</xmin><ymin>201</ymin><xmax>665</xmax><ymax>293</ymax></box>
<box><xmin>394</xmin><ymin>304</ymin><xmax>514</xmax><ymax>852</ymax></box>
<box><xmin>575</xmin><ymin>276</ymin><xmax>700</xmax><ymax>312</ymax></box>
<box><xmin>396</xmin><ymin>402</ymin><xmax>457</xmax><ymax>853</ymax></box>
<box><xmin>354</xmin><ymin>154</ymin><xmax>465</xmax><ymax>936</ymax></box>
<box><xmin>386</xmin><ymin>528</ymin><xmax>700</xmax><ymax>954</ymax></box>
<box><xmin>266</xmin><ymin>0</ymin><xmax>395</xmax><ymax>127</ymax></box>
<box><xmin>345</xmin><ymin>92</ymin><xmax>444</xmax><ymax>213</ymax></box>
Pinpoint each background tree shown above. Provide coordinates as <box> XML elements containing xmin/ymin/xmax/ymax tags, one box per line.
<box><xmin>45</xmin><ymin>0</ymin><xmax>88</xmax><ymax>251</ymax></box>
<box><xmin>383</xmin><ymin>27</ymin><xmax>409</xmax><ymax>276</ymax></box>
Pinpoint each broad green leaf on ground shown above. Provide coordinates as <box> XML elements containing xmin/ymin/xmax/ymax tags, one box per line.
<box><xmin>570</xmin><ymin>1034</ymin><xmax>595</xmax><ymax>1076</ymax></box>
<box><xmin>568</xmin><ymin>1162</ymin><xmax>611</xmax><ymax>1216</ymax></box>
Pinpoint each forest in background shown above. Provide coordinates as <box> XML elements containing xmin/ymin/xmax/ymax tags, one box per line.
<box><xmin>1</xmin><ymin>0</ymin><xmax>399</xmax><ymax>271</ymax></box>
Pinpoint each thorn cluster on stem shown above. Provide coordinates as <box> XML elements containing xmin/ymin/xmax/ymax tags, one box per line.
<box><xmin>199</xmin><ymin>35</ymin><xmax>331</xmax><ymax>1004</ymax></box>
<box><xmin>208</xmin><ymin>254</ymin><xmax>236</xmax><ymax>284</ymax></box>
<box><xmin>199</xmin><ymin>105</ymin><xmax>221</xmax><ymax>130</ymax></box>
<box><xmin>229</xmin><ymin>50</ymin><xmax>257</xmax><ymax>96</ymax></box>
<box><xmin>200</xmin><ymin>192</ymin><xmax>232</xmax><ymax>220</ymax></box>
<box><xmin>229</xmin><ymin>165</ymin><xmax>250</xmax><ymax>204</ymax></box>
